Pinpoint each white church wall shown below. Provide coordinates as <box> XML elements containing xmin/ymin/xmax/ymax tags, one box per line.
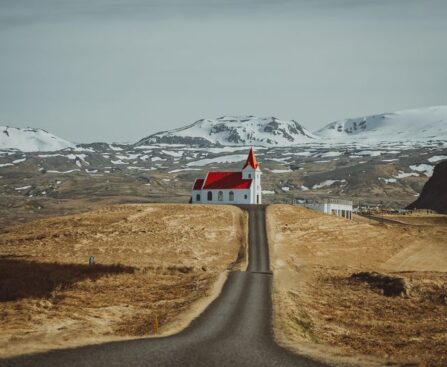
<box><xmin>192</xmin><ymin>189</ymin><xmax>252</xmax><ymax>204</ymax></box>
<box><xmin>242</xmin><ymin>166</ymin><xmax>262</xmax><ymax>204</ymax></box>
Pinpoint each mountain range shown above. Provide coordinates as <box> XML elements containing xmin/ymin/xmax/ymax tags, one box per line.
<box><xmin>2</xmin><ymin>106</ymin><xmax>447</xmax><ymax>152</ymax></box>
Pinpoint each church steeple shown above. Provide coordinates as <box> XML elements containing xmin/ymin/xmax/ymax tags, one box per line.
<box><xmin>242</xmin><ymin>147</ymin><xmax>259</xmax><ymax>170</ymax></box>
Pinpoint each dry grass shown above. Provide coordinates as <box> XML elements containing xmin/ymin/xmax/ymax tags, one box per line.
<box><xmin>383</xmin><ymin>213</ymin><xmax>447</xmax><ymax>226</ymax></box>
<box><xmin>267</xmin><ymin>204</ymin><xmax>447</xmax><ymax>367</ymax></box>
<box><xmin>0</xmin><ymin>204</ymin><xmax>247</xmax><ymax>358</ymax></box>
<box><xmin>0</xmin><ymin>258</ymin><xmax>134</xmax><ymax>302</ymax></box>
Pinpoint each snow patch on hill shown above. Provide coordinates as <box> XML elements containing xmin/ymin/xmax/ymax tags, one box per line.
<box><xmin>186</xmin><ymin>154</ymin><xmax>248</xmax><ymax>167</ymax></box>
<box><xmin>428</xmin><ymin>155</ymin><xmax>447</xmax><ymax>163</ymax></box>
<box><xmin>1</xmin><ymin>126</ymin><xmax>73</xmax><ymax>152</ymax></box>
<box><xmin>410</xmin><ymin>164</ymin><xmax>434</xmax><ymax>177</ymax></box>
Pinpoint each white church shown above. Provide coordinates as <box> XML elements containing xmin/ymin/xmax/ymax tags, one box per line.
<box><xmin>191</xmin><ymin>148</ymin><xmax>262</xmax><ymax>205</ymax></box>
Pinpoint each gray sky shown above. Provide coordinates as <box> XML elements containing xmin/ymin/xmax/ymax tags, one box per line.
<box><xmin>1</xmin><ymin>0</ymin><xmax>446</xmax><ymax>143</ymax></box>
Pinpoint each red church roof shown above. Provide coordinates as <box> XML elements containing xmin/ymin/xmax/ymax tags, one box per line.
<box><xmin>201</xmin><ymin>172</ymin><xmax>252</xmax><ymax>190</ymax></box>
<box><xmin>193</xmin><ymin>178</ymin><xmax>204</xmax><ymax>190</ymax></box>
<box><xmin>242</xmin><ymin>147</ymin><xmax>259</xmax><ymax>169</ymax></box>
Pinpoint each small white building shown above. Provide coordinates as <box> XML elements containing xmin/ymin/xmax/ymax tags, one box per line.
<box><xmin>191</xmin><ymin>148</ymin><xmax>262</xmax><ymax>205</ymax></box>
<box><xmin>304</xmin><ymin>198</ymin><xmax>353</xmax><ymax>220</ymax></box>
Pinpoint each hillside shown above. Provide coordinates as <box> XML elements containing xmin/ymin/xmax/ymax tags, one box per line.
<box><xmin>407</xmin><ymin>159</ymin><xmax>447</xmax><ymax>213</ymax></box>
<box><xmin>0</xmin><ymin>204</ymin><xmax>247</xmax><ymax>357</ymax></box>
<box><xmin>1</xmin><ymin>142</ymin><xmax>446</xmax><ymax>229</ymax></box>
<box><xmin>1</xmin><ymin>106</ymin><xmax>447</xmax><ymax>219</ymax></box>
<box><xmin>0</xmin><ymin>126</ymin><xmax>73</xmax><ymax>152</ymax></box>
<box><xmin>135</xmin><ymin>116</ymin><xmax>316</xmax><ymax>147</ymax></box>
<box><xmin>268</xmin><ymin>205</ymin><xmax>447</xmax><ymax>366</ymax></box>
<box><xmin>315</xmin><ymin>106</ymin><xmax>447</xmax><ymax>143</ymax></box>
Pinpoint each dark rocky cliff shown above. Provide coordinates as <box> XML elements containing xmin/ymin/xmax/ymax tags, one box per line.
<box><xmin>407</xmin><ymin>160</ymin><xmax>447</xmax><ymax>213</ymax></box>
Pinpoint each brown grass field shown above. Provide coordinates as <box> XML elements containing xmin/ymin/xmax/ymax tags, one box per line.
<box><xmin>0</xmin><ymin>204</ymin><xmax>247</xmax><ymax>358</ymax></box>
<box><xmin>267</xmin><ymin>205</ymin><xmax>446</xmax><ymax>367</ymax></box>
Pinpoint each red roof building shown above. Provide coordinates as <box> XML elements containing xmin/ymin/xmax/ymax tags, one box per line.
<box><xmin>192</xmin><ymin>178</ymin><xmax>205</xmax><ymax>190</ymax></box>
<box><xmin>191</xmin><ymin>148</ymin><xmax>262</xmax><ymax>204</ymax></box>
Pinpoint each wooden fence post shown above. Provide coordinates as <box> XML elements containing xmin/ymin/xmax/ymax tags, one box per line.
<box><xmin>153</xmin><ymin>315</ymin><xmax>159</xmax><ymax>334</ymax></box>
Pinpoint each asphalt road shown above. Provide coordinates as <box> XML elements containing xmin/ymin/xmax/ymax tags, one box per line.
<box><xmin>1</xmin><ymin>205</ymin><xmax>326</xmax><ymax>367</ymax></box>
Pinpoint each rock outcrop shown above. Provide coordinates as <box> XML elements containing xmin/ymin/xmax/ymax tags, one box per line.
<box><xmin>407</xmin><ymin>160</ymin><xmax>447</xmax><ymax>213</ymax></box>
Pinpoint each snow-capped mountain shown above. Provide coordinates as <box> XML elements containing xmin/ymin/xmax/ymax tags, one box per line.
<box><xmin>0</xmin><ymin>126</ymin><xmax>73</xmax><ymax>152</ymax></box>
<box><xmin>136</xmin><ymin>116</ymin><xmax>316</xmax><ymax>147</ymax></box>
<box><xmin>3</xmin><ymin>106</ymin><xmax>447</xmax><ymax>152</ymax></box>
<box><xmin>315</xmin><ymin>106</ymin><xmax>447</xmax><ymax>143</ymax></box>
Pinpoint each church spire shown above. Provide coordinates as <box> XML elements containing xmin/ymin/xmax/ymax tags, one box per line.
<box><xmin>242</xmin><ymin>147</ymin><xmax>259</xmax><ymax>169</ymax></box>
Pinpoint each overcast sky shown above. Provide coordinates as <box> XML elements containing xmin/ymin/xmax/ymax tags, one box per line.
<box><xmin>0</xmin><ymin>0</ymin><xmax>446</xmax><ymax>143</ymax></box>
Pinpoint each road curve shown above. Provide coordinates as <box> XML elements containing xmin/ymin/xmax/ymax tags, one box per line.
<box><xmin>1</xmin><ymin>205</ymin><xmax>326</xmax><ymax>367</ymax></box>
